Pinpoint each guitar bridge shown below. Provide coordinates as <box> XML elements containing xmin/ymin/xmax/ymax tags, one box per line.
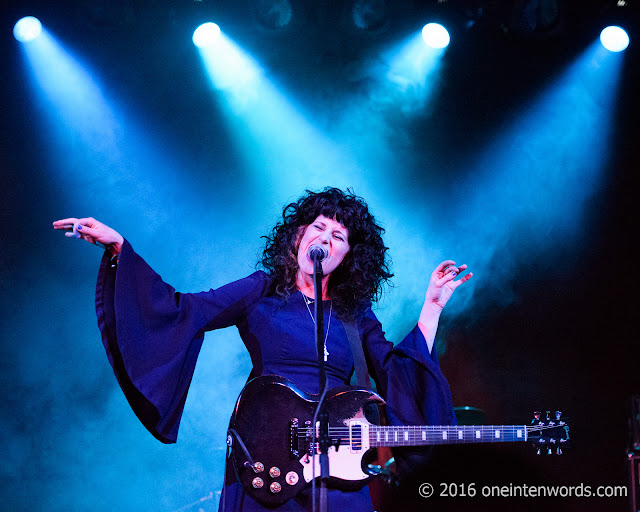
<box><xmin>290</xmin><ymin>418</ymin><xmax>299</xmax><ymax>458</ymax></box>
<box><xmin>290</xmin><ymin>418</ymin><xmax>316</xmax><ymax>458</ymax></box>
<box><xmin>305</xmin><ymin>420</ymin><xmax>315</xmax><ymax>456</ymax></box>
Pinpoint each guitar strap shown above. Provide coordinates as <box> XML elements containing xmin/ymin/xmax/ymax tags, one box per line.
<box><xmin>342</xmin><ymin>321</ymin><xmax>371</xmax><ymax>389</ymax></box>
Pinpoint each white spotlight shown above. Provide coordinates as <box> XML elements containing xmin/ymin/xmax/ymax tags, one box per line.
<box><xmin>422</xmin><ymin>23</ymin><xmax>450</xmax><ymax>49</ymax></box>
<box><xmin>600</xmin><ymin>26</ymin><xmax>629</xmax><ymax>52</ymax></box>
<box><xmin>193</xmin><ymin>22</ymin><xmax>221</xmax><ymax>48</ymax></box>
<box><xmin>13</xmin><ymin>16</ymin><xmax>42</xmax><ymax>43</ymax></box>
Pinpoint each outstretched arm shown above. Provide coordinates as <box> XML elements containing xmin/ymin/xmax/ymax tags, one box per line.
<box><xmin>53</xmin><ymin>217</ymin><xmax>124</xmax><ymax>256</ymax></box>
<box><xmin>419</xmin><ymin>260</ymin><xmax>473</xmax><ymax>353</ymax></box>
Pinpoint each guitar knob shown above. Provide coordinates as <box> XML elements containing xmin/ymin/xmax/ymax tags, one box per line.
<box><xmin>252</xmin><ymin>477</ymin><xmax>264</xmax><ymax>489</ymax></box>
<box><xmin>252</xmin><ymin>462</ymin><xmax>265</xmax><ymax>473</ymax></box>
<box><xmin>285</xmin><ymin>472</ymin><xmax>299</xmax><ymax>485</ymax></box>
<box><xmin>269</xmin><ymin>467</ymin><xmax>281</xmax><ymax>478</ymax></box>
<box><xmin>270</xmin><ymin>482</ymin><xmax>282</xmax><ymax>494</ymax></box>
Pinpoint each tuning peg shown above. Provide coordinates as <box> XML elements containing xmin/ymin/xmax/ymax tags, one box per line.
<box><xmin>546</xmin><ymin>411</ymin><xmax>551</xmax><ymax>421</ymax></box>
<box><xmin>536</xmin><ymin>447</ymin><xmax>541</xmax><ymax>455</ymax></box>
<box><xmin>556</xmin><ymin>447</ymin><xmax>563</xmax><ymax>455</ymax></box>
<box><xmin>547</xmin><ymin>447</ymin><xmax>552</xmax><ymax>455</ymax></box>
<box><xmin>366</xmin><ymin>463</ymin><xmax>397</xmax><ymax>485</ymax></box>
<box><xmin>555</xmin><ymin>411</ymin><xmax>562</xmax><ymax>420</ymax></box>
<box><xmin>534</xmin><ymin>411</ymin><xmax>541</xmax><ymax>421</ymax></box>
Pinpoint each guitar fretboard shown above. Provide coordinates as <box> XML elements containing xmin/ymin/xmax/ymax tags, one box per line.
<box><xmin>368</xmin><ymin>425</ymin><xmax>528</xmax><ymax>447</ymax></box>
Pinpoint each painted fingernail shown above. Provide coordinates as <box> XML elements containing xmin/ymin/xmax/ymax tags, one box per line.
<box><xmin>450</xmin><ymin>272</ymin><xmax>457</xmax><ymax>277</ymax></box>
<box><xmin>77</xmin><ymin>225</ymin><xmax>82</xmax><ymax>230</ymax></box>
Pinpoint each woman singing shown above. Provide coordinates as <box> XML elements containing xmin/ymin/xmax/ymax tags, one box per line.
<box><xmin>53</xmin><ymin>187</ymin><xmax>471</xmax><ymax>511</ymax></box>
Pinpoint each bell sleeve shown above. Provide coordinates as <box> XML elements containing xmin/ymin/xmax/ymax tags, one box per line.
<box><xmin>95</xmin><ymin>239</ymin><xmax>269</xmax><ymax>444</ymax></box>
<box><xmin>360</xmin><ymin>309</ymin><xmax>457</xmax><ymax>473</ymax></box>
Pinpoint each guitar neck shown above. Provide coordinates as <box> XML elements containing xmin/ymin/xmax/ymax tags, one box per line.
<box><xmin>368</xmin><ymin>425</ymin><xmax>529</xmax><ymax>447</ymax></box>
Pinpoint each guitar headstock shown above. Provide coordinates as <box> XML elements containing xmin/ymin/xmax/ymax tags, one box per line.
<box><xmin>527</xmin><ymin>410</ymin><xmax>570</xmax><ymax>455</ymax></box>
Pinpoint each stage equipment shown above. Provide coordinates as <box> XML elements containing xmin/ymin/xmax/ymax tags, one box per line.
<box><xmin>600</xmin><ymin>25</ymin><xmax>630</xmax><ymax>52</ymax></box>
<box><xmin>13</xmin><ymin>16</ymin><xmax>42</xmax><ymax>43</ymax></box>
<box><xmin>193</xmin><ymin>22</ymin><xmax>221</xmax><ymax>48</ymax></box>
<box><xmin>421</xmin><ymin>22</ymin><xmax>450</xmax><ymax>48</ymax></box>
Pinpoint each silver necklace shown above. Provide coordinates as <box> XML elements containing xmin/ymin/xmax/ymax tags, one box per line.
<box><xmin>302</xmin><ymin>294</ymin><xmax>332</xmax><ymax>361</ymax></box>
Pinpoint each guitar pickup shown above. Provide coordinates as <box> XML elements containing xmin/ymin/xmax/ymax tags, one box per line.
<box><xmin>349</xmin><ymin>421</ymin><xmax>368</xmax><ymax>453</ymax></box>
<box><xmin>351</xmin><ymin>423</ymin><xmax>362</xmax><ymax>451</ymax></box>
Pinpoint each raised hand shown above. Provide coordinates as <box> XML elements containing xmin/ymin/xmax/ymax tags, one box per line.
<box><xmin>424</xmin><ymin>260</ymin><xmax>473</xmax><ymax>311</ymax></box>
<box><xmin>52</xmin><ymin>217</ymin><xmax>124</xmax><ymax>255</ymax></box>
<box><xmin>418</xmin><ymin>260</ymin><xmax>473</xmax><ymax>352</ymax></box>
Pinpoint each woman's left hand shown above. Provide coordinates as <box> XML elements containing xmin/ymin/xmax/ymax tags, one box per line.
<box><xmin>423</xmin><ymin>260</ymin><xmax>473</xmax><ymax>312</ymax></box>
<box><xmin>418</xmin><ymin>260</ymin><xmax>472</xmax><ymax>352</ymax></box>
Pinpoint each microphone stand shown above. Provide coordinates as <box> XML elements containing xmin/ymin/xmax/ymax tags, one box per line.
<box><xmin>312</xmin><ymin>254</ymin><xmax>330</xmax><ymax>512</ymax></box>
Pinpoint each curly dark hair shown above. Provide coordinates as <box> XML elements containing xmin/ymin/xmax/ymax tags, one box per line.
<box><xmin>259</xmin><ymin>187</ymin><xmax>393</xmax><ymax>320</ymax></box>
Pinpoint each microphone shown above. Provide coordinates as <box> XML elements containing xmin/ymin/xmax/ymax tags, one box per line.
<box><xmin>307</xmin><ymin>245</ymin><xmax>328</xmax><ymax>262</ymax></box>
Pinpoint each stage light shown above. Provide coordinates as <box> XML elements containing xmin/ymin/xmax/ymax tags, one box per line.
<box><xmin>13</xmin><ymin>16</ymin><xmax>42</xmax><ymax>43</ymax></box>
<box><xmin>352</xmin><ymin>0</ymin><xmax>388</xmax><ymax>31</ymax></box>
<box><xmin>255</xmin><ymin>0</ymin><xmax>293</xmax><ymax>29</ymax></box>
<box><xmin>192</xmin><ymin>22</ymin><xmax>221</xmax><ymax>48</ymax></box>
<box><xmin>509</xmin><ymin>0</ymin><xmax>563</xmax><ymax>36</ymax></box>
<box><xmin>600</xmin><ymin>26</ymin><xmax>629</xmax><ymax>52</ymax></box>
<box><xmin>421</xmin><ymin>23</ymin><xmax>450</xmax><ymax>49</ymax></box>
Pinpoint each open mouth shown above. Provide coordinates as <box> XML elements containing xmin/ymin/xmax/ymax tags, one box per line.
<box><xmin>306</xmin><ymin>252</ymin><xmax>328</xmax><ymax>263</ymax></box>
<box><xmin>305</xmin><ymin>245</ymin><xmax>329</xmax><ymax>264</ymax></box>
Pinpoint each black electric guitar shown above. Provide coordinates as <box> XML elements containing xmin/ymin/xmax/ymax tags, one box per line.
<box><xmin>228</xmin><ymin>375</ymin><xmax>570</xmax><ymax>506</ymax></box>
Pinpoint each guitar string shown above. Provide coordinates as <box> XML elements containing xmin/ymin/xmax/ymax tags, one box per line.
<box><xmin>295</xmin><ymin>423</ymin><xmax>566</xmax><ymax>440</ymax></box>
<box><xmin>296</xmin><ymin>433</ymin><xmax>566</xmax><ymax>449</ymax></box>
<box><xmin>297</xmin><ymin>424</ymin><xmax>565</xmax><ymax>432</ymax></box>
<box><xmin>295</xmin><ymin>423</ymin><xmax>566</xmax><ymax>433</ymax></box>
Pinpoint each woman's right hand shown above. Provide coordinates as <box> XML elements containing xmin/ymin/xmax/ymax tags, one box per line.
<box><xmin>52</xmin><ymin>217</ymin><xmax>124</xmax><ymax>255</ymax></box>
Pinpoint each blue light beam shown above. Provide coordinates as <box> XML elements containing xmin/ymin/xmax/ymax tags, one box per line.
<box><xmin>16</xmin><ymin>25</ymin><xmax>273</xmax><ymax>511</ymax></box>
<box><xmin>194</xmin><ymin>28</ymin><xmax>375</xmax><ymax>210</ymax></box>
<box><xmin>436</xmin><ymin>40</ymin><xmax>626</xmax><ymax>316</ymax></box>
<box><xmin>365</xmin><ymin>30</ymin><xmax>449</xmax><ymax>115</ymax></box>
<box><xmin>17</xmin><ymin>28</ymin><xmax>121</xmax><ymax>155</ymax></box>
<box><xmin>16</xmin><ymin>26</ymin><xmax>215</xmax><ymax>219</ymax></box>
